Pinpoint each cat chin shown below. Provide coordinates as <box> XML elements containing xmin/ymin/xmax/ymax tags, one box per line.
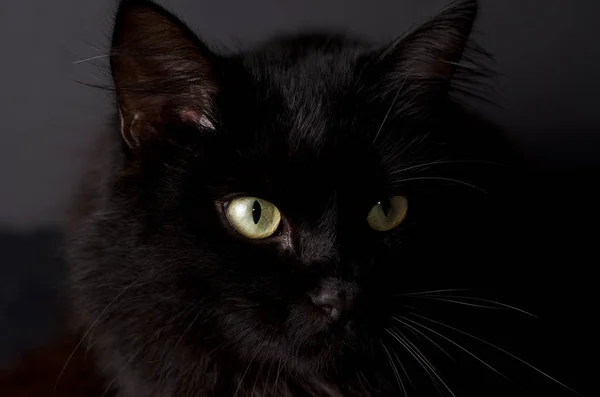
<box><xmin>219</xmin><ymin>298</ymin><xmax>367</xmax><ymax>370</ymax></box>
<box><xmin>219</xmin><ymin>313</ymin><xmax>365</xmax><ymax>375</ymax></box>
<box><xmin>246</xmin><ymin>338</ymin><xmax>366</xmax><ymax>378</ymax></box>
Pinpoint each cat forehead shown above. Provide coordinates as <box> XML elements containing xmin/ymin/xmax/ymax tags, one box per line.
<box><xmin>244</xmin><ymin>38</ymin><xmax>364</xmax><ymax>100</ymax></box>
<box><xmin>235</xmin><ymin>59</ymin><xmax>365</xmax><ymax>148</ymax></box>
<box><xmin>220</xmin><ymin>39</ymin><xmax>410</xmax><ymax>167</ymax></box>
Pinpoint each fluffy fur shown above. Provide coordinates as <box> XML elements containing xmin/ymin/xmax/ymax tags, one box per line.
<box><xmin>66</xmin><ymin>0</ymin><xmax>521</xmax><ymax>396</ymax></box>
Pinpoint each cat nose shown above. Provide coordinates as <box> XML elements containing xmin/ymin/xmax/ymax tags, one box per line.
<box><xmin>309</xmin><ymin>278</ymin><xmax>356</xmax><ymax>321</ymax></box>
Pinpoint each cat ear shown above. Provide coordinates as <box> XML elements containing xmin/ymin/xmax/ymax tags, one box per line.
<box><xmin>111</xmin><ymin>0</ymin><xmax>218</xmax><ymax>148</ymax></box>
<box><xmin>376</xmin><ymin>0</ymin><xmax>479</xmax><ymax>92</ymax></box>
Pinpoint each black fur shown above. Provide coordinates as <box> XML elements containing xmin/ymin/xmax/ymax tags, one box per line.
<box><xmin>66</xmin><ymin>1</ymin><xmax>523</xmax><ymax>396</ymax></box>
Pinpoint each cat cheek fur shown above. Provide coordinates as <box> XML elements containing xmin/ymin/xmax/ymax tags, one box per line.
<box><xmin>67</xmin><ymin>0</ymin><xmax>516</xmax><ymax>396</ymax></box>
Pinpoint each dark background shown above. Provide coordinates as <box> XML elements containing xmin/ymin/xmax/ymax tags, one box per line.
<box><xmin>0</xmin><ymin>0</ymin><xmax>596</xmax><ymax>395</ymax></box>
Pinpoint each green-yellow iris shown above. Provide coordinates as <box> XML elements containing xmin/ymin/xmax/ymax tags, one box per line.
<box><xmin>226</xmin><ymin>197</ymin><xmax>281</xmax><ymax>239</ymax></box>
<box><xmin>367</xmin><ymin>196</ymin><xmax>408</xmax><ymax>232</ymax></box>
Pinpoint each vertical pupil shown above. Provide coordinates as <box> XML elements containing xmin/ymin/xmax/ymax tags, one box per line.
<box><xmin>252</xmin><ymin>200</ymin><xmax>261</xmax><ymax>224</ymax></box>
<box><xmin>381</xmin><ymin>199</ymin><xmax>392</xmax><ymax>217</ymax></box>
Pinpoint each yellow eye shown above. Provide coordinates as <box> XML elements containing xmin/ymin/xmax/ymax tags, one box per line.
<box><xmin>226</xmin><ymin>197</ymin><xmax>281</xmax><ymax>239</ymax></box>
<box><xmin>367</xmin><ymin>196</ymin><xmax>408</xmax><ymax>232</ymax></box>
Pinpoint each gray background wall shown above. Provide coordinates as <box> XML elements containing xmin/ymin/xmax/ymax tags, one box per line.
<box><xmin>1</xmin><ymin>0</ymin><xmax>599</xmax><ymax>231</ymax></box>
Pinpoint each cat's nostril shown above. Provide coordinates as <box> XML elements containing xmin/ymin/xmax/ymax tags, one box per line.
<box><xmin>309</xmin><ymin>287</ymin><xmax>346</xmax><ymax>321</ymax></box>
<box><xmin>319</xmin><ymin>303</ymin><xmax>341</xmax><ymax>320</ymax></box>
<box><xmin>309</xmin><ymin>278</ymin><xmax>358</xmax><ymax>322</ymax></box>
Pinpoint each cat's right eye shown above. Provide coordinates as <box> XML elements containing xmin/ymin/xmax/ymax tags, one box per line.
<box><xmin>225</xmin><ymin>197</ymin><xmax>281</xmax><ymax>239</ymax></box>
<box><xmin>367</xmin><ymin>196</ymin><xmax>408</xmax><ymax>232</ymax></box>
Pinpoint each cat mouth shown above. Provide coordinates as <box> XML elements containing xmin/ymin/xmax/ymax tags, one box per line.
<box><xmin>289</xmin><ymin>314</ymin><xmax>358</xmax><ymax>355</ymax></box>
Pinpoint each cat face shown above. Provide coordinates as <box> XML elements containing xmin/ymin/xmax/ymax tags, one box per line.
<box><xmin>112</xmin><ymin>47</ymin><xmax>420</xmax><ymax>372</ymax></box>
<box><xmin>70</xmin><ymin>0</ymin><xmax>515</xmax><ymax>392</ymax></box>
<box><xmin>170</xmin><ymin>68</ymin><xmax>414</xmax><ymax>369</ymax></box>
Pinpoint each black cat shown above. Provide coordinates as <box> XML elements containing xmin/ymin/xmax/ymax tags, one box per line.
<box><xmin>65</xmin><ymin>0</ymin><xmax>531</xmax><ymax>396</ymax></box>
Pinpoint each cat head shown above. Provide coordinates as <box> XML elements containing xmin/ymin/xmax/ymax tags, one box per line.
<box><xmin>74</xmin><ymin>0</ymin><xmax>515</xmax><ymax>390</ymax></box>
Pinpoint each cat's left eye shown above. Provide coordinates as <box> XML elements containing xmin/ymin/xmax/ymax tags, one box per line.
<box><xmin>367</xmin><ymin>196</ymin><xmax>408</xmax><ymax>232</ymax></box>
<box><xmin>225</xmin><ymin>196</ymin><xmax>281</xmax><ymax>239</ymax></box>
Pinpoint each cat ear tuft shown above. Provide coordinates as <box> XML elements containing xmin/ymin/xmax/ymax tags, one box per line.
<box><xmin>377</xmin><ymin>0</ymin><xmax>480</xmax><ymax>92</ymax></box>
<box><xmin>111</xmin><ymin>0</ymin><xmax>218</xmax><ymax>148</ymax></box>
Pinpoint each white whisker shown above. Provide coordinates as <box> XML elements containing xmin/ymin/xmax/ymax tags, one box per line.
<box><xmin>156</xmin><ymin>308</ymin><xmax>204</xmax><ymax>385</ymax></box>
<box><xmin>402</xmin><ymin>316</ymin><xmax>507</xmax><ymax>380</ymax></box>
<box><xmin>381</xmin><ymin>339</ymin><xmax>408</xmax><ymax>396</ymax></box>
<box><xmin>409</xmin><ymin>313</ymin><xmax>581</xmax><ymax>395</ymax></box>
<box><xmin>420</xmin><ymin>296</ymin><xmax>538</xmax><ymax>318</ymax></box>
<box><xmin>392</xmin><ymin>346</ymin><xmax>415</xmax><ymax>389</ymax></box>
<box><xmin>392</xmin><ymin>316</ymin><xmax>455</xmax><ymax>362</ymax></box>
<box><xmin>373</xmin><ymin>90</ymin><xmax>400</xmax><ymax>144</ymax></box>
<box><xmin>423</xmin><ymin>295</ymin><xmax>538</xmax><ymax>318</ymax></box>
<box><xmin>273</xmin><ymin>354</ymin><xmax>283</xmax><ymax>396</ymax></box>
<box><xmin>263</xmin><ymin>350</ymin><xmax>276</xmax><ymax>395</ymax></box>
<box><xmin>233</xmin><ymin>342</ymin><xmax>263</xmax><ymax>397</ymax></box>
<box><xmin>398</xmin><ymin>290</ymin><xmax>537</xmax><ymax>318</ymax></box>
<box><xmin>396</xmin><ymin>288</ymin><xmax>470</xmax><ymax>297</ymax></box>
<box><xmin>389</xmin><ymin>159</ymin><xmax>510</xmax><ymax>175</ymax></box>
<box><xmin>72</xmin><ymin>55</ymin><xmax>110</xmax><ymax>64</ymax></box>
<box><xmin>386</xmin><ymin>328</ymin><xmax>455</xmax><ymax>397</ymax></box>
<box><xmin>391</xmin><ymin>176</ymin><xmax>487</xmax><ymax>193</ymax></box>
<box><xmin>373</xmin><ymin>68</ymin><xmax>412</xmax><ymax>144</ymax></box>
<box><xmin>250</xmin><ymin>350</ymin><xmax>267</xmax><ymax>397</ymax></box>
<box><xmin>54</xmin><ymin>276</ymin><xmax>149</xmax><ymax>393</ymax></box>
<box><xmin>390</xmin><ymin>328</ymin><xmax>440</xmax><ymax>377</ymax></box>
<box><xmin>100</xmin><ymin>349</ymin><xmax>141</xmax><ymax>397</ymax></box>
<box><xmin>426</xmin><ymin>297</ymin><xmax>504</xmax><ymax>310</ymax></box>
